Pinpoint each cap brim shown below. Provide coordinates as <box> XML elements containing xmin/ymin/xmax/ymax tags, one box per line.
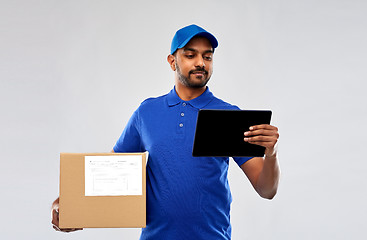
<box><xmin>175</xmin><ymin>31</ymin><xmax>218</xmax><ymax>53</ymax></box>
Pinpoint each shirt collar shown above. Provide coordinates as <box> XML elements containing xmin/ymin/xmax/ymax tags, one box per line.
<box><xmin>167</xmin><ymin>86</ymin><xmax>214</xmax><ymax>109</ymax></box>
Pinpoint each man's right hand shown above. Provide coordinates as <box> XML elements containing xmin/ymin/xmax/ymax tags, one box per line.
<box><xmin>51</xmin><ymin>197</ymin><xmax>83</xmax><ymax>233</ymax></box>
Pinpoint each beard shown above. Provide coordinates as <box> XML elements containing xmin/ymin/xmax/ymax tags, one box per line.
<box><xmin>175</xmin><ymin>63</ymin><xmax>211</xmax><ymax>88</ymax></box>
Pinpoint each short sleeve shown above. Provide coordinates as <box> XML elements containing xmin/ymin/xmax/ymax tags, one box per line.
<box><xmin>233</xmin><ymin>156</ymin><xmax>253</xmax><ymax>167</ymax></box>
<box><xmin>113</xmin><ymin>109</ymin><xmax>143</xmax><ymax>153</ymax></box>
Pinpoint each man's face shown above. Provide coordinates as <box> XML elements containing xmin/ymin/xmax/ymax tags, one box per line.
<box><xmin>173</xmin><ymin>37</ymin><xmax>214</xmax><ymax>88</ymax></box>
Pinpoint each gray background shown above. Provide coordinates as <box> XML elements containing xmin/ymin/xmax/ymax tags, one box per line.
<box><xmin>1</xmin><ymin>0</ymin><xmax>366</xmax><ymax>239</ymax></box>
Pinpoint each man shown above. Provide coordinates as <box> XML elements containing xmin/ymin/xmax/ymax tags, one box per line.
<box><xmin>52</xmin><ymin>24</ymin><xmax>280</xmax><ymax>239</ymax></box>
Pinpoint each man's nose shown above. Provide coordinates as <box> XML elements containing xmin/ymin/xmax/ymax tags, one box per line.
<box><xmin>195</xmin><ymin>56</ymin><xmax>205</xmax><ymax>68</ymax></box>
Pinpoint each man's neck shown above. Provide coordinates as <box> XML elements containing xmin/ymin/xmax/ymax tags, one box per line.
<box><xmin>175</xmin><ymin>82</ymin><xmax>206</xmax><ymax>101</ymax></box>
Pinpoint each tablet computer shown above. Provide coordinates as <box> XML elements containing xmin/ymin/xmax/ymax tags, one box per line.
<box><xmin>192</xmin><ymin>109</ymin><xmax>272</xmax><ymax>157</ymax></box>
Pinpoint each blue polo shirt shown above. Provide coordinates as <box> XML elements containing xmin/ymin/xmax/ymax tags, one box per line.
<box><xmin>114</xmin><ymin>87</ymin><xmax>252</xmax><ymax>240</ymax></box>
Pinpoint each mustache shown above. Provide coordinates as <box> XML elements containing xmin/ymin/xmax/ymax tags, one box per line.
<box><xmin>189</xmin><ymin>68</ymin><xmax>208</xmax><ymax>75</ymax></box>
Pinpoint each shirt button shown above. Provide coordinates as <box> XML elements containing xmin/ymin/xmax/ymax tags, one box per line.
<box><xmin>179</xmin><ymin>123</ymin><xmax>183</xmax><ymax>127</ymax></box>
<box><xmin>182</xmin><ymin>103</ymin><xmax>186</xmax><ymax>106</ymax></box>
<box><xmin>181</xmin><ymin>112</ymin><xmax>185</xmax><ymax>117</ymax></box>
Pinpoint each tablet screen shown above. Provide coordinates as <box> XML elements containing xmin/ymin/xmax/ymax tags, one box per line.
<box><xmin>192</xmin><ymin>109</ymin><xmax>272</xmax><ymax>157</ymax></box>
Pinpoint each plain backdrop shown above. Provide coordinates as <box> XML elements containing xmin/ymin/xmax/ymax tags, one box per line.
<box><xmin>1</xmin><ymin>0</ymin><xmax>366</xmax><ymax>239</ymax></box>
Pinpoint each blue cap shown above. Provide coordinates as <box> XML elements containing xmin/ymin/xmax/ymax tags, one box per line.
<box><xmin>170</xmin><ymin>24</ymin><xmax>218</xmax><ymax>54</ymax></box>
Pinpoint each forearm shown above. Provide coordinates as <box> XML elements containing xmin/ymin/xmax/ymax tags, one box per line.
<box><xmin>255</xmin><ymin>155</ymin><xmax>280</xmax><ymax>199</ymax></box>
<box><xmin>243</xmin><ymin>124</ymin><xmax>280</xmax><ymax>199</ymax></box>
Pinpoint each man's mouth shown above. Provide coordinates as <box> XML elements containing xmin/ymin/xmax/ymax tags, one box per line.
<box><xmin>190</xmin><ymin>70</ymin><xmax>207</xmax><ymax>76</ymax></box>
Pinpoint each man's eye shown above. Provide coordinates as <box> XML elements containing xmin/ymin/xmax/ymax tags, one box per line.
<box><xmin>204</xmin><ymin>56</ymin><xmax>212</xmax><ymax>60</ymax></box>
<box><xmin>186</xmin><ymin>55</ymin><xmax>194</xmax><ymax>58</ymax></box>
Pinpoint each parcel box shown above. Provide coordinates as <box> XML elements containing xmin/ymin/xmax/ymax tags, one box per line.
<box><xmin>59</xmin><ymin>152</ymin><xmax>147</xmax><ymax>228</ymax></box>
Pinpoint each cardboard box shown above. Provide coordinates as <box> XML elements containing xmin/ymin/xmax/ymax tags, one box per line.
<box><xmin>59</xmin><ymin>152</ymin><xmax>147</xmax><ymax>228</ymax></box>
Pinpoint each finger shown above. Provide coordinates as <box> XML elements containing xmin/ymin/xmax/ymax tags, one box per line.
<box><xmin>244</xmin><ymin>135</ymin><xmax>278</xmax><ymax>144</ymax></box>
<box><xmin>245</xmin><ymin>135</ymin><xmax>278</xmax><ymax>142</ymax></box>
<box><xmin>53</xmin><ymin>224</ymin><xmax>61</xmax><ymax>232</ymax></box>
<box><xmin>249</xmin><ymin>124</ymin><xmax>278</xmax><ymax>131</ymax></box>
<box><xmin>52</xmin><ymin>224</ymin><xmax>83</xmax><ymax>233</ymax></box>
<box><xmin>245</xmin><ymin>129</ymin><xmax>279</xmax><ymax>137</ymax></box>
<box><xmin>51</xmin><ymin>209</ymin><xmax>59</xmax><ymax>225</ymax></box>
<box><xmin>63</xmin><ymin>228</ymin><xmax>83</xmax><ymax>232</ymax></box>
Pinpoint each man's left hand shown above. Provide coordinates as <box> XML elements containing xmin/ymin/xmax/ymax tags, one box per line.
<box><xmin>244</xmin><ymin>124</ymin><xmax>279</xmax><ymax>158</ymax></box>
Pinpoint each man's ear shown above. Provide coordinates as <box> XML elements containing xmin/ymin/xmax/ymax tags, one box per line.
<box><xmin>167</xmin><ymin>54</ymin><xmax>176</xmax><ymax>71</ymax></box>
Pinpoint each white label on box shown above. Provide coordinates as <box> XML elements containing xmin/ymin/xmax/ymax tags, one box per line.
<box><xmin>85</xmin><ymin>155</ymin><xmax>142</xmax><ymax>196</ymax></box>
